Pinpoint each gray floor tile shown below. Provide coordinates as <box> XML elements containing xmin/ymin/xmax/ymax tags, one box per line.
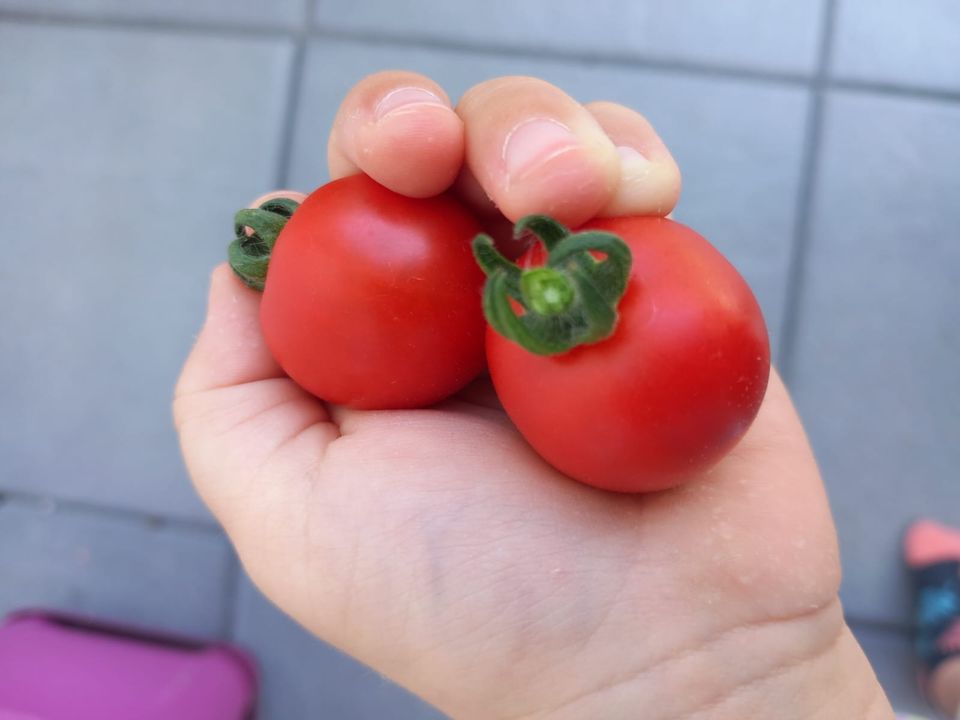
<box><xmin>0</xmin><ymin>24</ymin><xmax>293</xmax><ymax>520</ymax></box>
<box><xmin>833</xmin><ymin>0</ymin><xmax>960</xmax><ymax>93</ymax></box>
<box><xmin>0</xmin><ymin>0</ymin><xmax>305</xmax><ymax>26</ymax></box>
<box><xmin>0</xmin><ymin>496</ymin><xmax>231</xmax><ymax>637</ymax></box>
<box><xmin>791</xmin><ymin>91</ymin><xmax>960</xmax><ymax>626</ymax></box>
<box><xmin>314</xmin><ymin>0</ymin><xmax>825</xmax><ymax>75</ymax></box>
<box><xmin>851</xmin><ymin>623</ymin><xmax>931</xmax><ymax>718</ymax></box>
<box><xmin>232</xmin><ymin>575</ymin><xmax>446</xmax><ymax>719</ymax></box>
<box><xmin>290</xmin><ymin>40</ymin><xmax>810</xmax><ymax>353</ymax></box>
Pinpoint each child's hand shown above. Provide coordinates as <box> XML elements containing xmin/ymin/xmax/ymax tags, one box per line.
<box><xmin>175</xmin><ymin>72</ymin><xmax>891</xmax><ymax>719</ymax></box>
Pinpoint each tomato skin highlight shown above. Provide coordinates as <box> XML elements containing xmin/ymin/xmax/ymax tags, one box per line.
<box><xmin>486</xmin><ymin>216</ymin><xmax>771</xmax><ymax>493</ymax></box>
<box><xmin>260</xmin><ymin>175</ymin><xmax>486</xmax><ymax>409</ymax></box>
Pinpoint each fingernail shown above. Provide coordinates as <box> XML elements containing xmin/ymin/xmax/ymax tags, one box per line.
<box><xmin>375</xmin><ymin>87</ymin><xmax>446</xmax><ymax>120</ymax></box>
<box><xmin>617</xmin><ymin>145</ymin><xmax>651</xmax><ymax>175</ymax></box>
<box><xmin>502</xmin><ymin>118</ymin><xmax>579</xmax><ymax>182</ymax></box>
<box><xmin>247</xmin><ymin>190</ymin><xmax>307</xmax><ymax>209</ymax></box>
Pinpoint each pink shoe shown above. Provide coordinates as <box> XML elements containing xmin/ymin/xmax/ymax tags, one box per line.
<box><xmin>0</xmin><ymin>609</ymin><xmax>257</xmax><ymax>719</ymax></box>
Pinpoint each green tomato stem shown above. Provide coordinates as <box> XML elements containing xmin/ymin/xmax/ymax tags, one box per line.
<box><xmin>228</xmin><ymin>196</ymin><xmax>300</xmax><ymax>291</ymax></box>
<box><xmin>520</xmin><ymin>268</ymin><xmax>575</xmax><ymax>316</ymax></box>
<box><xmin>471</xmin><ymin>215</ymin><xmax>633</xmax><ymax>356</ymax></box>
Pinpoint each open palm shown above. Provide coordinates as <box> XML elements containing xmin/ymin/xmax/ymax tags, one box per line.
<box><xmin>175</xmin><ymin>72</ymin><xmax>890</xmax><ymax>719</ymax></box>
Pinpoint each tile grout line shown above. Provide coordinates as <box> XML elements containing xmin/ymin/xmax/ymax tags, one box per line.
<box><xmin>271</xmin><ymin>0</ymin><xmax>317</xmax><ymax>188</ymax></box>
<box><xmin>776</xmin><ymin>0</ymin><xmax>839</xmax><ymax>379</ymax></box>
<box><xmin>0</xmin><ymin>488</ymin><xmax>221</xmax><ymax>534</ymax></box>
<box><xmin>220</xmin><ymin>548</ymin><xmax>243</xmax><ymax>639</ymax></box>
<box><xmin>309</xmin><ymin>25</ymin><xmax>812</xmax><ymax>87</ymax></box>
<box><xmin>0</xmin><ymin>7</ymin><xmax>294</xmax><ymax>38</ymax></box>
<box><xmin>848</xmin><ymin>616</ymin><xmax>916</xmax><ymax>634</ymax></box>
<box><xmin>0</xmin><ymin>7</ymin><xmax>806</xmax><ymax>87</ymax></box>
<box><xmin>830</xmin><ymin>77</ymin><xmax>960</xmax><ymax>104</ymax></box>
<box><xmin>4</xmin><ymin>8</ymin><xmax>960</xmax><ymax>105</ymax></box>
<box><xmin>0</xmin><ymin>7</ymin><xmax>801</xmax><ymax>89</ymax></box>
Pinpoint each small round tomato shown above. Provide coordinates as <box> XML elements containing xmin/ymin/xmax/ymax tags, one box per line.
<box><xmin>231</xmin><ymin>174</ymin><xmax>486</xmax><ymax>409</ymax></box>
<box><xmin>476</xmin><ymin>215</ymin><xmax>770</xmax><ymax>493</ymax></box>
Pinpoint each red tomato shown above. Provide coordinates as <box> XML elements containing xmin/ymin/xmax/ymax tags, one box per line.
<box><xmin>259</xmin><ymin>175</ymin><xmax>486</xmax><ymax>409</ymax></box>
<box><xmin>485</xmin><ymin>216</ymin><xmax>770</xmax><ymax>493</ymax></box>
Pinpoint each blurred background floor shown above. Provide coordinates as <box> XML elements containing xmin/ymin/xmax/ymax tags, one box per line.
<box><xmin>1</xmin><ymin>1</ymin><xmax>958</xmax><ymax>717</ymax></box>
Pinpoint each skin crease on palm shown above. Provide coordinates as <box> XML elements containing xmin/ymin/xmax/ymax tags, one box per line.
<box><xmin>174</xmin><ymin>72</ymin><xmax>894</xmax><ymax>719</ymax></box>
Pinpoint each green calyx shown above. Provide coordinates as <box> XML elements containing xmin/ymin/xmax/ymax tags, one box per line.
<box><xmin>472</xmin><ymin>215</ymin><xmax>633</xmax><ymax>356</ymax></box>
<box><xmin>228</xmin><ymin>196</ymin><xmax>300</xmax><ymax>291</ymax></box>
<box><xmin>520</xmin><ymin>268</ymin><xmax>575</xmax><ymax>315</ymax></box>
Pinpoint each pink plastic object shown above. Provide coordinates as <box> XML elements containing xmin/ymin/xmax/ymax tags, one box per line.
<box><xmin>0</xmin><ymin>610</ymin><xmax>256</xmax><ymax>719</ymax></box>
